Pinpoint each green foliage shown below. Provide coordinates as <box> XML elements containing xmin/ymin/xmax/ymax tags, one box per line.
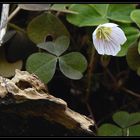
<box><xmin>107</xmin><ymin>4</ymin><xmax>135</xmax><ymax>23</ymax></box>
<box><xmin>26</xmin><ymin>36</ymin><xmax>87</xmax><ymax>83</ymax></box>
<box><xmin>59</xmin><ymin>52</ymin><xmax>87</xmax><ymax>80</ymax></box>
<box><xmin>129</xmin><ymin>125</ymin><xmax>140</xmax><ymax>136</ymax></box>
<box><xmin>126</xmin><ymin>46</ymin><xmax>140</xmax><ymax>71</ymax></box>
<box><xmin>37</xmin><ymin>36</ymin><xmax>70</xmax><ymax>56</ymax></box>
<box><xmin>117</xmin><ymin>26</ymin><xmax>140</xmax><ymax>56</ymax></box>
<box><xmin>50</xmin><ymin>4</ymin><xmax>78</xmax><ymax>14</ymax></box>
<box><xmin>66</xmin><ymin>4</ymin><xmax>135</xmax><ymax>27</ymax></box>
<box><xmin>26</xmin><ymin>53</ymin><xmax>57</xmax><ymax>83</ymax></box>
<box><xmin>89</xmin><ymin>4</ymin><xmax>109</xmax><ymax>17</ymax></box>
<box><xmin>66</xmin><ymin>4</ymin><xmax>109</xmax><ymax>27</ymax></box>
<box><xmin>138</xmin><ymin>40</ymin><xmax>140</xmax><ymax>55</ymax></box>
<box><xmin>131</xmin><ymin>10</ymin><xmax>140</xmax><ymax>28</ymax></box>
<box><xmin>113</xmin><ymin>111</ymin><xmax>140</xmax><ymax>128</ymax></box>
<box><xmin>98</xmin><ymin>111</ymin><xmax>140</xmax><ymax>136</ymax></box>
<box><xmin>27</xmin><ymin>13</ymin><xmax>69</xmax><ymax>44</ymax></box>
<box><xmin>98</xmin><ymin>124</ymin><xmax>122</xmax><ymax>136</ymax></box>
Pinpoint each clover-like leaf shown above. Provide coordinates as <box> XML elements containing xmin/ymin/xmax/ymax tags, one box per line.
<box><xmin>127</xmin><ymin>113</ymin><xmax>140</xmax><ymax>126</ymax></box>
<box><xmin>37</xmin><ymin>36</ymin><xmax>70</xmax><ymax>56</ymax></box>
<box><xmin>26</xmin><ymin>53</ymin><xmax>57</xmax><ymax>83</ymax></box>
<box><xmin>126</xmin><ymin>46</ymin><xmax>140</xmax><ymax>71</ymax></box>
<box><xmin>107</xmin><ymin>4</ymin><xmax>135</xmax><ymax>23</ymax></box>
<box><xmin>131</xmin><ymin>9</ymin><xmax>140</xmax><ymax>28</ymax></box>
<box><xmin>50</xmin><ymin>4</ymin><xmax>77</xmax><ymax>14</ymax></box>
<box><xmin>59</xmin><ymin>52</ymin><xmax>87</xmax><ymax>80</ymax></box>
<box><xmin>66</xmin><ymin>4</ymin><xmax>109</xmax><ymax>27</ymax></box>
<box><xmin>98</xmin><ymin>124</ymin><xmax>122</xmax><ymax>136</ymax></box>
<box><xmin>19</xmin><ymin>4</ymin><xmax>51</xmax><ymax>11</ymax></box>
<box><xmin>113</xmin><ymin>111</ymin><xmax>140</xmax><ymax>128</ymax></box>
<box><xmin>66</xmin><ymin>4</ymin><xmax>135</xmax><ymax>27</ymax></box>
<box><xmin>117</xmin><ymin>26</ymin><xmax>140</xmax><ymax>57</ymax></box>
<box><xmin>89</xmin><ymin>4</ymin><xmax>109</xmax><ymax>17</ymax></box>
<box><xmin>113</xmin><ymin>111</ymin><xmax>129</xmax><ymax>128</ymax></box>
<box><xmin>0</xmin><ymin>47</ymin><xmax>23</xmax><ymax>77</ymax></box>
<box><xmin>27</xmin><ymin>13</ymin><xmax>69</xmax><ymax>44</ymax></box>
<box><xmin>129</xmin><ymin>125</ymin><xmax>140</xmax><ymax>136</ymax></box>
<box><xmin>138</xmin><ymin>40</ymin><xmax>140</xmax><ymax>55</ymax></box>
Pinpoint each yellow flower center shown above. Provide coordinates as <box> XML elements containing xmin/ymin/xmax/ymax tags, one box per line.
<box><xmin>96</xmin><ymin>27</ymin><xmax>112</xmax><ymax>41</ymax></box>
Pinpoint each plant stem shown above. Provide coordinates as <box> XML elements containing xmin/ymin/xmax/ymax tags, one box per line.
<box><xmin>85</xmin><ymin>47</ymin><xmax>97</xmax><ymax>101</ymax></box>
<box><xmin>85</xmin><ymin>47</ymin><xmax>99</xmax><ymax>132</ymax></box>
<box><xmin>8</xmin><ymin>23</ymin><xmax>26</xmax><ymax>33</ymax></box>
<box><xmin>8</xmin><ymin>6</ymin><xmax>21</xmax><ymax>22</ymax></box>
<box><xmin>121</xmin><ymin>87</ymin><xmax>140</xmax><ymax>98</ymax></box>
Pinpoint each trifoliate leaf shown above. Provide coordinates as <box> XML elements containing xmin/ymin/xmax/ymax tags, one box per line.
<box><xmin>59</xmin><ymin>52</ymin><xmax>87</xmax><ymax>79</ymax></box>
<box><xmin>26</xmin><ymin>53</ymin><xmax>57</xmax><ymax>83</ymax></box>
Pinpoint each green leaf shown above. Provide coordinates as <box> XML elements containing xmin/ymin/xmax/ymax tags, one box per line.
<box><xmin>126</xmin><ymin>46</ymin><xmax>140</xmax><ymax>71</ymax></box>
<box><xmin>137</xmin><ymin>67</ymin><xmax>140</xmax><ymax>76</ymax></box>
<box><xmin>138</xmin><ymin>40</ymin><xmax>140</xmax><ymax>55</ymax></box>
<box><xmin>27</xmin><ymin>13</ymin><xmax>69</xmax><ymax>44</ymax></box>
<box><xmin>50</xmin><ymin>4</ymin><xmax>78</xmax><ymax>14</ymax></box>
<box><xmin>113</xmin><ymin>111</ymin><xmax>129</xmax><ymax>128</ymax></box>
<box><xmin>37</xmin><ymin>36</ymin><xmax>70</xmax><ymax>56</ymax></box>
<box><xmin>26</xmin><ymin>53</ymin><xmax>57</xmax><ymax>83</ymax></box>
<box><xmin>66</xmin><ymin>4</ymin><xmax>109</xmax><ymax>27</ymax></box>
<box><xmin>107</xmin><ymin>4</ymin><xmax>135</xmax><ymax>23</ymax></box>
<box><xmin>19</xmin><ymin>4</ymin><xmax>51</xmax><ymax>11</ymax></box>
<box><xmin>59</xmin><ymin>52</ymin><xmax>87</xmax><ymax>80</ymax></box>
<box><xmin>113</xmin><ymin>111</ymin><xmax>140</xmax><ymax>128</ymax></box>
<box><xmin>117</xmin><ymin>26</ymin><xmax>140</xmax><ymax>57</ymax></box>
<box><xmin>89</xmin><ymin>4</ymin><xmax>109</xmax><ymax>17</ymax></box>
<box><xmin>131</xmin><ymin>10</ymin><xmax>140</xmax><ymax>28</ymax></box>
<box><xmin>129</xmin><ymin>124</ymin><xmax>140</xmax><ymax>136</ymax></box>
<box><xmin>0</xmin><ymin>47</ymin><xmax>23</xmax><ymax>77</ymax></box>
<box><xmin>98</xmin><ymin>124</ymin><xmax>122</xmax><ymax>136</ymax></box>
<box><xmin>127</xmin><ymin>113</ymin><xmax>140</xmax><ymax>126</ymax></box>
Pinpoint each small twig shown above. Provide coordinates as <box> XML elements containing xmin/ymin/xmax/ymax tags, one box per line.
<box><xmin>121</xmin><ymin>87</ymin><xmax>140</xmax><ymax>98</ymax></box>
<box><xmin>8</xmin><ymin>6</ymin><xmax>21</xmax><ymax>22</ymax></box>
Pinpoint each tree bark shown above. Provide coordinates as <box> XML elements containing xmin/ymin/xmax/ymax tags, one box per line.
<box><xmin>0</xmin><ymin>69</ymin><xmax>94</xmax><ymax>135</ymax></box>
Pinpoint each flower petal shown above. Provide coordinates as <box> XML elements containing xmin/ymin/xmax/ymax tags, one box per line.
<box><xmin>92</xmin><ymin>23</ymin><xmax>126</xmax><ymax>56</ymax></box>
<box><xmin>100</xmin><ymin>23</ymin><xmax>118</xmax><ymax>28</ymax></box>
<box><xmin>111</xmin><ymin>26</ymin><xmax>127</xmax><ymax>45</ymax></box>
<box><xmin>93</xmin><ymin>38</ymin><xmax>105</xmax><ymax>55</ymax></box>
<box><xmin>105</xmin><ymin>40</ymin><xmax>121</xmax><ymax>56</ymax></box>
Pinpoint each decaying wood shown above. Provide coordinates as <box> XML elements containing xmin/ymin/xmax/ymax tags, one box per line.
<box><xmin>0</xmin><ymin>69</ymin><xmax>94</xmax><ymax>134</ymax></box>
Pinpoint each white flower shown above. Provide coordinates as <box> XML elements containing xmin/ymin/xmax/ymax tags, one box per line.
<box><xmin>92</xmin><ymin>23</ymin><xmax>127</xmax><ymax>56</ymax></box>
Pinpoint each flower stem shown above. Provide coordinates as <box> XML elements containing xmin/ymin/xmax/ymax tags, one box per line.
<box><xmin>8</xmin><ymin>6</ymin><xmax>21</xmax><ymax>22</ymax></box>
<box><xmin>85</xmin><ymin>46</ymin><xmax>99</xmax><ymax>132</ymax></box>
<box><xmin>85</xmin><ymin>47</ymin><xmax>97</xmax><ymax>101</ymax></box>
<box><xmin>8</xmin><ymin>23</ymin><xmax>26</xmax><ymax>33</ymax></box>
